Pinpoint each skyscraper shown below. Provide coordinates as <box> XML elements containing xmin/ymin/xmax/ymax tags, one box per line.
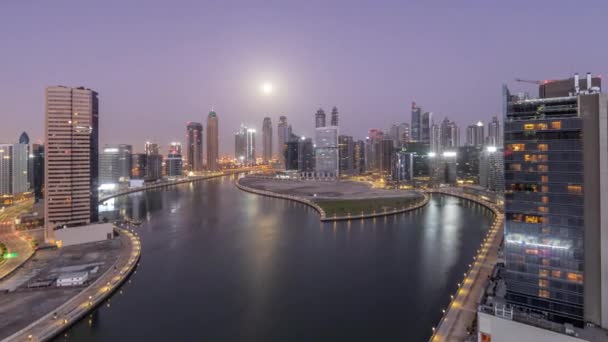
<box><xmin>99</xmin><ymin>144</ymin><xmax>132</xmax><ymax>185</ymax></box>
<box><xmin>503</xmin><ymin>75</ymin><xmax>607</xmax><ymax>328</ymax></box>
<box><xmin>398</xmin><ymin>123</ymin><xmax>410</xmax><ymax>146</ymax></box>
<box><xmin>206</xmin><ymin>110</ymin><xmax>219</xmax><ymax>170</ymax></box>
<box><xmin>166</xmin><ymin>143</ymin><xmax>183</xmax><ymax>177</ymax></box>
<box><xmin>354</xmin><ymin>140</ymin><xmax>365</xmax><ymax>174</ymax></box>
<box><xmin>277</xmin><ymin>116</ymin><xmax>289</xmax><ymax>163</ymax></box>
<box><xmin>44</xmin><ymin>86</ymin><xmax>99</xmax><ymax>242</ymax></box>
<box><xmin>421</xmin><ymin>111</ymin><xmax>433</xmax><ymax>144</ymax></box>
<box><xmin>145</xmin><ymin>141</ymin><xmax>160</xmax><ymax>155</ymax></box>
<box><xmin>234</xmin><ymin>124</ymin><xmax>247</xmax><ymax>162</ymax></box>
<box><xmin>314</xmin><ymin>126</ymin><xmax>339</xmax><ymax>177</ymax></box>
<box><xmin>411</xmin><ymin>102</ymin><xmax>422</xmax><ymax>142</ymax></box>
<box><xmin>315</xmin><ymin>108</ymin><xmax>326</xmax><ymax>128</ymax></box>
<box><xmin>338</xmin><ymin>135</ymin><xmax>354</xmax><ymax>174</ymax></box>
<box><xmin>298</xmin><ymin>137</ymin><xmax>315</xmax><ymax>173</ymax></box>
<box><xmin>31</xmin><ymin>143</ymin><xmax>44</xmax><ymax>201</ymax></box>
<box><xmin>439</xmin><ymin>117</ymin><xmax>460</xmax><ymax>150</ymax></box>
<box><xmin>430</xmin><ymin>123</ymin><xmax>441</xmax><ymax>153</ymax></box>
<box><xmin>262</xmin><ymin>117</ymin><xmax>273</xmax><ymax>164</ymax></box>
<box><xmin>186</xmin><ymin>122</ymin><xmax>203</xmax><ymax>172</ymax></box>
<box><xmin>245</xmin><ymin>128</ymin><xmax>256</xmax><ymax>166</ymax></box>
<box><xmin>487</xmin><ymin>116</ymin><xmax>501</xmax><ymax>146</ymax></box>
<box><xmin>466</xmin><ymin>121</ymin><xmax>485</xmax><ymax>146</ymax></box>
<box><xmin>478</xmin><ymin>146</ymin><xmax>503</xmax><ymax>191</ymax></box>
<box><xmin>393</xmin><ymin>149</ymin><xmax>414</xmax><ymax>183</ymax></box>
<box><xmin>0</xmin><ymin>144</ymin><xmax>28</xmax><ymax>195</ymax></box>
<box><xmin>330</xmin><ymin>106</ymin><xmax>339</xmax><ymax>126</ymax></box>
<box><xmin>130</xmin><ymin>153</ymin><xmax>147</xmax><ymax>179</ymax></box>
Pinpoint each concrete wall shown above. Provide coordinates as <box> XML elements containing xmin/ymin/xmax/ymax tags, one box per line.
<box><xmin>54</xmin><ymin>223</ymin><xmax>113</xmax><ymax>247</ymax></box>
<box><xmin>478</xmin><ymin>312</ymin><xmax>585</xmax><ymax>342</ymax></box>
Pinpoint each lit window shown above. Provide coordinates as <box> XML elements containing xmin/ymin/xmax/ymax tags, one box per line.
<box><xmin>526</xmin><ymin>249</ymin><xmax>538</xmax><ymax>255</ymax></box>
<box><xmin>537</xmin><ymin>123</ymin><xmax>548</xmax><ymax>130</ymax></box>
<box><xmin>538</xmin><ymin>165</ymin><xmax>549</xmax><ymax>172</ymax></box>
<box><xmin>552</xmin><ymin>270</ymin><xmax>562</xmax><ymax>278</ymax></box>
<box><xmin>539</xmin><ymin>279</ymin><xmax>548</xmax><ymax>287</ymax></box>
<box><xmin>541</xmin><ymin>196</ymin><xmax>549</xmax><ymax>204</ymax></box>
<box><xmin>567</xmin><ymin>185</ymin><xmax>583</xmax><ymax>194</ymax></box>
<box><xmin>542</xmin><ymin>259</ymin><xmax>550</xmax><ymax>266</ymax></box>
<box><xmin>538</xmin><ymin>144</ymin><xmax>549</xmax><ymax>151</ymax></box>
<box><xmin>567</xmin><ymin>272</ymin><xmax>583</xmax><ymax>283</ymax></box>
<box><xmin>524</xmin><ymin>154</ymin><xmax>535</xmax><ymax>162</ymax></box>
<box><xmin>539</xmin><ymin>269</ymin><xmax>549</xmax><ymax>278</ymax></box>
<box><xmin>539</xmin><ymin>289</ymin><xmax>550</xmax><ymax>298</ymax></box>
<box><xmin>524</xmin><ymin>124</ymin><xmax>535</xmax><ymax>131</ymax></box>
<box><xmin>509</xmin><ymin>143</ymin><xmax>525</xmax><ymax>151</ymax></box>
<box><xmin>538</xmin><ymin>206</ymin><xmax>549</xmax><ymax>213</ymax></box>
<box><xmin>542</xmin><ymin>186</ymin><xmax>549</xmax><ymax>193</ymax></box>
<box><xmin>541</xmin><ymin>175</ymin><xmax>549</xmax><ymax>183</ymax></box>
<box><xmin>551</xmin><ymin>121</ymin><xmax>562</xmax><ymax>129</ymax></box>
<box><xmin>525</xmin><ymin>215</ymin><xmax>543</xmax><ymax>224</ymax></box>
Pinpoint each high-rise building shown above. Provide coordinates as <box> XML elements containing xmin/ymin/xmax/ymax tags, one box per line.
<box><xmin>19</xmin><ymin>132</ymin><xmax>33</xmax><ymax>189</ymax></box>
<box><xmin>398</xmin><ymin>123</ymin><xmax>410</xmax><ymax>146</ymax></box>
<box><xmin>478</xmin><ymin>146</ymin><xmax>503</xmax><ymax>191</ymax></box>
<box><xmin>146</xmin><ymin>154</ymin><xmax>163</xmax><ymax>181</ymax></box>
<box><xmin>166</xmin><ymin>148</ymin><xmax>183</xmax><ymax>177</ymax></box>
<box><xmin>379</xmin><ymin>139</ymin><xmax>394</xmax><ymax>178</ymax></box>
<box><xmin>440</xmin><ymin>117</ymin><xmax>460</xmax><ymax>150</ymax></box>
<box><xmin>389</xmin><ymin>124</ymin><xmax>400</xmax><ymax>147</ymax></box>
<box><xmin>330</xmin><ymin>106</ymin><xmax>339</xmax><ymax>126</ymax></box>
<box><xmin>354</xmin><ymin>140</ymin><xmax>365</xmax><ymax>174</ymax></box>
<box><xmin>430</xmin><ymin>123</ymin><xmax>441</xmax><ymax>153</ymax></box>
<box><xmin>284</xmin><ymin>140</ymin><xmax>299</xmax><ymax>170</ymax></box>
<box><xmin>262</xmin><ymin>117</ymin><xmax>273</xmax><ymax>164</ymax></box>
<box><xmin>206</xmin><ymin>110</ymin><xmax>219</xmax><ymax>170</ymax></box>
<box><xmin>338</xmin><ymin>135</ymin><xmax>354</xmax><ymax>175</ymax></box>
<box><xmin>315</xmin><ymin>108</ymin><xmax>326</xmax><ymax>128</ymax></box>
<box><xmin>457</xmin><ymin>145</ymin><xmax>482</xmax><ymax>183</ymax></box>
<box><xmin>31</xmin><ymin>143</ymin><xmax>44</xmax><ymax>201</ymax></box>
<box><xmin>0</xmin><ymin>144</ymin><xmax>28</xmax><ymax>195</ymax></box>
<box><xmin>466</xmin><ymin>121</ymin><xmax>485</xmax><ymax>147</ymax></box>
<box><xmin>99</xmin><ymin>144</ymin><xmax>132</xmax><ymax>185</ymax></box>
<box><xmin>503</xmin><ymin>75</ymin><xmax>607</xmax><ymax>328</ymax></box>
<box><xmin>393</xmin><ymin>149</ymin><xmax>414</xmax><ymax>183</ymax></box>
<box><xmin>145</xmin><ymin>141</ymin><xmax>159</xmax><ymax>155</ymax></box>
<box><xmin>366</xmin><ymin>129</ymin><xmax>384</xmax><ymax>171</ymax></box>
<box><xmin>130</xmin><ymin>153</ymin><xmax>147</xmax><ymax>179</ymax></box>
<box><xmin>421</xmin><ymin>111</ymin><xmax>433</xmax><ymax>144</ymax></box>
<box><xmin>245</xmin><ymin>128</ymin><xmax>256</xmax><ymax>166</ymax></box>
<box><xmin>277</xmin><ymin>116</ymin><xmax>289</xmax><ymax>163</ymax></box>
<box><xmin>234</xmin><ymin>125</ymin><xmax>247</xmax><ymax>162</ymax></box>
<box><xmin>487</xmin><ymin>116</ymin><xmax>501</xmax><ymax>147</ymax></box>
<box><xmin>298</xmin><ymin>137</ymin><xmax>315</xmax><ymax>173</ymax></box>
<box><xmin>314</xmin><ymin>126</ymin><xmax>338</xmax><ymax>177</ymax></box>
<box><xmin>186</xmin><ymin>122</ymin><xmax>203</xmax><ymax>172</ymax></box>
<box><xmin>169</xmin><ymin>141</ymin><xmax>182</xmax><ymax>155</ymax></box>
<box><xmin>44</xmin><ymin>86</ymin><xmax>99</xmax><ymax>242</ymax></box>
<box><xmin>411</xmin><ymin>102</ymin><xmax>422</xmax><ymax>142</ymax></box>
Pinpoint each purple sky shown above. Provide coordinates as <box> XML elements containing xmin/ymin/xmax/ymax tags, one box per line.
<box><xmin>1</xmin><ymin>0</ymin><xmax>607</xmax><ymax>154</ymax></box>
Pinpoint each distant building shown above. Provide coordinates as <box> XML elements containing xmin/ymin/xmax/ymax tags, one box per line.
<box><xmin>410</xmin><ymin>102</ymin><xmax>422</xmax><ymax>142</ymax></box>
<box><xmin>44</xmin><ymin>86</ymin><xmax>99</xmax><ymax>242</ymax></box>
<box><xmin>440</xmin><ymin>117</ymin><xmax>460</xmax><ymax>150</ymax></box>
<box><xmin>314</xmin><ymin>126</ymin><xmax>338</xmax><ymax>177</ymax></box>
<box><xmin>145</xmin><ymin>141</ymin><xmax>159</xmax><ymax>155</ymax></box>
<box><xmin>0</xmin><ymin>143</ymin><xmax>28</xmax><ymax>195</ymax></box>
<box><xmin>338</xmin><ymin>135</ymin><xmax>354</xmax><ymax>175</ymax></box>
<box><xmin>245</xmin><ymin>128</ymin><xmax>256</xmax><ymax>166</ymax></box>
<box><xmin>379</xmin><ymin>139</ymin><xmax>394</xmax><ymax>178</ymax></box>
<box><xmin>298</xmin><ymin>137</ymin><xmax>315</xmax><ymax>173</ymax></box>
<box><xmin>315</xmin><ymin>108</ymin><xmax>326</xmax><ymax>128</ymax></box>
<box><xmin>234</xmin><ymin>125</ymin><xmax>247</xmax><ymax>162</ymax></box>
<box><xmin>353</xmin><ymin>140</ymin><xmax>365</xmax><ymax>174</ymax></box>
<box><xmin>487</xmin><ymin>116</ymin><xmax>501</xmax><ymax>146</ymax></box>
<box><xmin>430</xmin><ymin>123</ymin><xmax>441</xmax><ymax>153</ymax></box>
<box><xmin>403</xmin><ymin>142</ymin><xmax>431</xmax><ymax>181</ymax></box>
<box><xmin>466</xmin><ymin>121</ymin><xmax>485</xmax><ymax>146</ymax></box>
<box><xmin>421</xmin><ymin>111</ymin><xmax>433</xmax><ymax>144</ymax></box>
<box><xmin>330</xmin><ymin>106</ymin><xmax>339</xmax><ymax>126</ymax></box>
<box><xmin>186</xmin><ymin>122</ymin><xmax>203</xmax><ymax>172</ymax></box>
<box><xmin>99</xmin><ymin>144</ymin><xmax>132</xmax><ymax>185</ymax></box>
<box><xmin>393</xmin><ymin>149</ymin><xmax>414</xmax><ymax>183</ymax></box>
<box><xmin>166</xmin><ymin>152</ymin><xmax>183</xmax><ymax>177</ymax></box>
<box><xmin>262</xmin><ymin>117</ymin><xmax>273</xmax><ymax>164</ymax></box>
<box><xmin>457</xmin><ymin>145</ymin><xmax>482</xmax><ymax>184</ymax></box>
<box><xmin>31</xmin><ymin>143</ymin><xmax>44</xmax><ymax>201</ymax></box>
<box><xmin>130</xmin><ymin>153</ymin><xmax>147</xmax><ymax>179</ymax></box>
<box><xmin>284</xmin><ymin>140</ymin><xmax>299</xmax><ymax>170</ymax></box>
<box><xmin>478</xmin><ymin>146</ymin><xmax>503</xmax><ymax>191</ymax></box>
<box><xmin>146</xmin><ymin>154</ymin><xmax>163</xmax><ymax>181</ymax></box>
<box><xmin>398</xmin><ymin>123</ymin><xmax>410</xmax><ymax>146</ymax></box>
<box><xmin>206</xmin><ymin>110</ymin><xmax>219</xmax><ymax>170</ymax></box>
<box><xmin>277</xmin><ymin>116</ymin><xmax>289</xmax><ymax>163</ymax></box>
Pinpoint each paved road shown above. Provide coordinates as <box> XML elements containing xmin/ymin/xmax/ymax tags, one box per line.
<box><xmin>0</xmin><ymin>199</ymin><xmax>36</xmax><ymax>281</ymax></box>
<box><xmin>428</xmin><ymin>189</ymin><xmax>504</xmax><ymax>342</ymax></box>
<box><xmin>3</xmin><ymin>229</ymin><xmax>141</xmax><ymax>342</ymax></box>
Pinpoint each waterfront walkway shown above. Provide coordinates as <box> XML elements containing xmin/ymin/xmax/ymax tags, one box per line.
<box><xmin>3</xmin><ymin>228</ymin><xmax>141</xmax><ymax>342</ymax></box>
<box><xmin>427</xmin><ymin>188</ymin><xmax>504</xmax><ymax>342</ymax></box>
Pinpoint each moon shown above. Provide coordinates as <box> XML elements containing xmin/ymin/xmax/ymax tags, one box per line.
<box><xmin>261</xmin><ymin>82</ymin><xmax>273</xmax><ymax>95</ymax></box>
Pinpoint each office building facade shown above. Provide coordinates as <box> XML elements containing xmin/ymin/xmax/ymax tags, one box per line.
<box><xmin>206</xmin><ymin>110</ymin><xmax>219</xmax><ymax>170</ymax></box>
<box><xmin>99</xmin><ymin>144</ymin><xmax>132</xmax><ymax>185</ymax></box>
<box><xmin>262</xmin><ymin>117</ymin><xmax>273</xmax><ymax>164</ymax></box>
<box><xmin>314</xmin><ymin>126</ymin><xmax>338</xmax><ymax>177</ymax></box>
<box><xmin>186</xmin><ymin>122</ymin><xmax>203</xmax><ymax>172</ymax></box>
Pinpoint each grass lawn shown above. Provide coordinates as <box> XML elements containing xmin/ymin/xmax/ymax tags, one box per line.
<box><xmin>314</xmin><ymin>195</ymin><xmax>423</xmax><ymax>217</ymax></box>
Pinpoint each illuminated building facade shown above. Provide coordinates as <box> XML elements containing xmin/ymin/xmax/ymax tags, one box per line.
<box><xmin>504</xmin><ymin>74</ymin><xmax>608</xmax><ymax>328</ymax></box>
<box><xmin>0</xmin><ymin>143</ymin><xmax>28</xmax><ymax>195</ymax></box>
<box><xmin>99</xmin><ymin>144</ymin><xmax>132</xmax><ymax>184</ymax></box>
<box><xmin>277</xmin><ymin>116</ymin><xmax>289</xmax><ymax>163</ymax></box>
<box><xmin>44</xmin><ymin>86</ymin><xmax>99</xmax><ymax>242</ymax></box>
<box><xmin>410</xmin><ymin>102</ymin><xmax>422</xmax><ymax>142</ymax></box>
<box><xmin>314</xmin><ymin>126</ymin><xmax>338</xmax><ymax>177</ymax></box>
<box><xmin>338</xmin><ymin>135</ymin><xmax>354</xmax><ymax>174</ymax></box>
<box><xmin>187</xmin><ymin>122</ymin><xmax>203</xmax><ymax>172</ymax></box>
<box><xmin>206</xmin><ymin>110</ymin><xmax>219</xmax><ymax>170</ymax></box>
<box><xmin>262</xmin><ymin>117</ymin><xmax>272</xmax><ymax>164</ymax></box>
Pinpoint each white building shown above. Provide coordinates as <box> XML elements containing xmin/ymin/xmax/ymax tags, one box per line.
<box><xmin>0</xmin><ymin>143</ymin><xmax>28</xmax><ymax>195</ymax></box>
<box><xmin>314</xmin><ymin>126</ymin><xmax>339</xmax><ymax>178</ymax></box>
<box><xmin>56</xmin><ymin>271</ymin><xmax>89</xmax><ymax>287</ymax></box>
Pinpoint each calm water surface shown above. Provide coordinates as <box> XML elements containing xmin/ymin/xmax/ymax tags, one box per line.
<box><xmin>56</xmin><ymin>176</ymin><xmax>493</xmax><ymax>341</ymax></box>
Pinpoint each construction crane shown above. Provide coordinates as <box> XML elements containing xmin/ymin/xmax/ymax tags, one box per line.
<box><xmin>515</xmin><ymin>78</ymin><xmax>542</xmax><ymax>85</ymax></box>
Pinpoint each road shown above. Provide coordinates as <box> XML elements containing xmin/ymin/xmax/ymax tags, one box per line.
<box><xmin>0</xmin><ymin>199</ymin><xmax>36</xmax><ymax>280</ymax></box>
<box><xmin>3</xmin><ymin>228</ymin><xmax>141</xmax><ymax>342</ymax></box>
<box><xmin>428</xmin><ymin>189</ymin><xmax>504</xmax><ymax>342</ymax></box>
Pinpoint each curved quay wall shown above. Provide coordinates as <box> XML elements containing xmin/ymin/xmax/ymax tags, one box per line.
<box><xmin>235</xmin><ymin>178</ymin><xmax>430</xmax><ymax>222</ymax></box>
<box><xmin>4</xmin><ymin>228</ymin><xmax>141</xmax><ymax>342</ymax></box>
<box><xmin>426</xmin><ymin>189</ymin><xmax>504</xmax><ymax>342</ymax></box>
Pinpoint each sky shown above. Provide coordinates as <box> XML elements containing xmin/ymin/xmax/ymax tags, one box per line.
<box><xmin>1</xmin><ymin>0</ymin><xmax>607</xmax><ymax>154</ymax></box>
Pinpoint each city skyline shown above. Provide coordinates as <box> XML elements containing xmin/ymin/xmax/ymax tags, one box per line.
<box><xmin>2</xmin><ymin>1</ymin><xmax>607</xmax><ymax>153</ymax></box>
